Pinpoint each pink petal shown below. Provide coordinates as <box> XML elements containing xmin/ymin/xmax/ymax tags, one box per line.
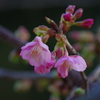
<box><xmin>20</xmin><ymin>46</ymin><xmax>33</xmax><ymax>60</ymax></box>
<box><xmin>21</xmin><ymin>42</ymin><xmax>37</xmax><ymax>49</ymax></box>
<box><xmin>54</xmin><ymin>56</ymin><xmax>68</xmax><ymax>68</ymax></box>
<box><xmin>34</xmin><ymin>65</ymin><xmax>50</xmax><ymax>74</ymax></box>
<box><xmin>69</xmin><ymin>55</ymin><xmax>87</xmax><ymax>71</ymax></box>
<box><xmin>35</xmin><ymin>36</ymin><xmax>49</xmax><ymax>50</ymax></box>
<box><xmin>57</xmin><ymin>65</ymin><xmax>68</xmax><ymax>78</ymax></box>
<box><xmin>41</xmin><ymin>49</ymin><xmax>51</xmax><ymax>63</ymax></box>
<box><xmin>46</xmin><ymin>60</ymin><xmax>55</xmax><ymax>69</ymax></box>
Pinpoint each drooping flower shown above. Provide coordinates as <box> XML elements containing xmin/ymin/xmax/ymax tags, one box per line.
<box><xmin>20</xmin><ymin>36</ymin><xmax>55</xmax><ymax>73</ymax></box>
<box><xmin>54</xmin><ymin>55</ymin><xmax>87</xmax><ymax>78</ymax></box>
<box><xmin>34</xmin><ymin>52</ymin><xmax>56</xmax><ymax>74</ymax></box>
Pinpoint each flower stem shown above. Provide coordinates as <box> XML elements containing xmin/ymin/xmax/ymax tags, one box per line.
<box><xmin>65</xmin><ymin>36</ymin><xmax>89</xmax><ymax>94</ymax></box>
<box><xmin>80</xmin><ymin>72</ymin><xmax>89</xmax><ymax>94</ymax></box>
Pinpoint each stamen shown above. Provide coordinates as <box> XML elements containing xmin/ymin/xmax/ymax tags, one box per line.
<box><xmin>62</xmin><ymin>61</ymin><xmax>72</xmax><ymax>71</ymax></box>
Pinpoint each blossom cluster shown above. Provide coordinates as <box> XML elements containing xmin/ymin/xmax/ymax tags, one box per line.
<box><xmin>20</xmin><ymin>5</ymin><xmax>94</xmax><ymax>78</ymax></box>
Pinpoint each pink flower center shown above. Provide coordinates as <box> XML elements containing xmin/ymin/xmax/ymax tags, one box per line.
<box><xmin>30</xmin><ymin>45</ymin><xmax>42</xmax><ymax>62</ymax></box>
<box><xmin>62</xmin><ymin>61</ymin><xmax>72</xmax><ymax>71</ymax></box>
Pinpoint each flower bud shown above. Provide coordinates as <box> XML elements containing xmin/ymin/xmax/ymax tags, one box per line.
<box><xmin>73</xmin><ymin>8</ymin><xmax>83</xmax><ymax>19</ymax></box>
<box><xmin>76</xmin><ymin>18</ymin><xmax>94</xmax><ymax>28</ymax></box>
<box><xmin>41</xmin><ymin>34</ymin><xmax>49</xmax><ymax>43</ymax></box>
<box><xmin>13</xmin><ymin>80</ymin><xmax>32</xmax><ymax>93</ymax></box>
<box><xmin>33</xmin><ymin>25</ymin><xmax>49</xmax><ymax>36</ymax></box>
<box><xmin>75</xmin><ymin>88</ymin><xmax>85</xmax><ymax>95</ymax></box>
<box><xmin>54</xmin><ymin>41</ymin><xmax>68</xmax><ymax>58</ymax></box>
<box><xmin>45</xmin><ymin>17</ymin><xmax>58</xmax><ymax>31</ymax></box>
<box><xmin>15</xmin><ymin>26</ymin><xmax>30</xmax><ymax>42</ymax></box>
<box><xmin>56</xmin><ymin>47</ymin><xmax>64</xmax><ymax>58</ymax></box>
<box><xmin>66</xmin><ymin>5</ymin><xmax>75</xmax><ymax>13</ymax></box>
<box><xmin>63</xmin><ymin>13</ymin><xmax>72</xmax><ymax>21</ymax></box>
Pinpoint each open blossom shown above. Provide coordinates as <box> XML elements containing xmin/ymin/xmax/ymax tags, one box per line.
<box><xmin>54</xmin><ymin>55</ymin><xmax>87</xmax><ymax>78</ymax></box>
<box><xmin>34</xmin><ymin>52</ymin><xmax>56</xmax><ymax>73</ymax></box>
<box><xmin>34</xmin><ymin>61</ymin><xmax>55</xmax><ymax>74</ymax></box>
<box><xmin>20</xmin><ymin>36</ymin><xmax>55</xmax><ymax>73</ymax></box>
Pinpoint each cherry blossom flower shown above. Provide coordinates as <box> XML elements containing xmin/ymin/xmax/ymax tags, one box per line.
<box><xmin>20</xmin><ymin>36</ymin><xmax>55</xmax><ymax>73</ymax></box>
<box><xmin>54</xmin><ymin>55</ymin><xmax>87</xmax><ymax>78</ymax></box>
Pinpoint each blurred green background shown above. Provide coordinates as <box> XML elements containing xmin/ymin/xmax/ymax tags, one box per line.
<box><xmin>0</xmin><ymin>0</ymin><xmax>100</xmax><ymax>100</ymax></box>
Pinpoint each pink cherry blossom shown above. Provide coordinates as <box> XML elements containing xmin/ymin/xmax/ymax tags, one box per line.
<box><xmin>20</xmin><ymin>36</ymin><xmax>55</xmax><ymax>73</ymax></box>
<box><xmin>54</xmin><ymin>55</ymin><xmax>87</xmax><ymax>78</ymax></box>
<box><xmin>34</xmin><ymin>61</ymin><xmax>54</xmax><ymax>74</ymax></box>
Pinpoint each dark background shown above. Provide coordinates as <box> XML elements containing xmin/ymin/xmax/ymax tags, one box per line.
<box><xmin>0</xmin><ymin>0</ymin><xmax>100</xmax><ymax>100</ymax></box>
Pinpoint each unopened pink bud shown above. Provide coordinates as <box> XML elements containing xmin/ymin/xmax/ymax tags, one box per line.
<box><xmin>63</xmin><ymin>13</ymin><xmax>72</xmax><ymax>21</ymax></box>
<box><xmin>74</xmin><ymin>8</ymin><xmax>83</xmax><ymax>19</ymax></box>
<box><xmin>76</xmin><ymin>19</ymin><xmax>94</xmax><ymax>28</ymax></box>
<box><xmin>66</xmin><ymin>5</ymin><xmax>75</xmax><ymax>13</ymax></box>
<box><xmin>56</xmin><ymin>47</ymin><xmax>64</xmax><ymax>58</ymax></box>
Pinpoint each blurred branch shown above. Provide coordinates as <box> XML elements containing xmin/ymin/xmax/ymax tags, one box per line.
<box><xmin>0</xmin><ymin>67</ymin><xmax>85</xmax><ymax>88</ymax></box>
<box><xmin>66</xmin><ymin>87</ymin><xmax>77</xmax><ymax>100</ymax></box>
<box><xmin>0</xmin><ymin>68</ymin><xmax>53</xmax><ymax>80</ymax></box>
<box><xmin>88</xmin><ymin>64</ymin><xmax>100</xmax><ymax>82</ymax></box>
<box><xmin>74</xmin><ymin>81</ymin><xmax>100</xmax><ymax>100</ymax></box>
<box><xmin>0</xmin><ymin>25</ymin><xmax>25</xmax><ymax>48</ymax></box>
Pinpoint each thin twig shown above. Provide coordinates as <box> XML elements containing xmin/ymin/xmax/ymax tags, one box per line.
<box><xmin>80</xmin><ymin>72</ymin><xmax>89</xmax><ymax>94</ymax></box>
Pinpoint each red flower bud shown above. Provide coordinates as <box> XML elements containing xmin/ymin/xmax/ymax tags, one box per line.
<box><xmin>76</xmin><ymin>19</ymin><xmax>94</xmax><ymax>28</ymax></box>
<box><xmin>73</xmin><ymin>8</ymin><xmax>83</xmax><ymax>19</ymax></box>
<box><xmin>66</xmin><ymin>5</ymin><xmax>75</xmax><ymax>13</ymax></box>
<box><xmin>63</xmin><ymin>13</ymin><xmax>72</xmax><ymax>21</ymax></box>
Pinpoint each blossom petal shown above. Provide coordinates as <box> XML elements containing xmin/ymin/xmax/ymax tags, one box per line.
<box><xmin>34</xmin><ymin>65</ymin><xmax>50</xmax><ymax>74</ymax></box>
<box><xmin>35</xmin><ymin>36</ymin><xmax>49</xmax><ymax>50</ymax></box>
<box><xmin>20</xmin><ymin>46</ymin><xmax>32</xmax><ymax>60</ymax></box>
<box><xmin>69</xmin><ymin>55</ymin><xmax>87</xmax><ymax>71</ymax></box>
<box><xmin>41</xmin><ymin>49</ymin><xmax>51</xmax><ymax>63</ymax></box>
<box><xmin>57</xmin><ymin>65</ymin><xmax>68</xmax><ymax>78</ymax></box>
<box><xmin>21</xmin><ymin>42</ymin><xmax>37</xmax><ymax>49</ymax></box>
<box><xmin>54</xmin><ymin>56</ymin><xmax>68</xmax><ymax>68</ymax></box>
